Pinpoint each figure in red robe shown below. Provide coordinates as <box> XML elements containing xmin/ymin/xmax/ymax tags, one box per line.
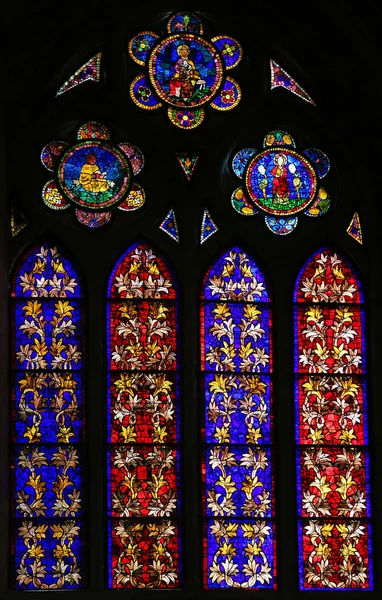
<box><xmin>270</xmin><ymin>153</ymin><xmax>289</xmax><ymax>203</ymax></box>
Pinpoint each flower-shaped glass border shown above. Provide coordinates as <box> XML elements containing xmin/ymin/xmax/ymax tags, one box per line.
<box><xmin>128</xmin><ymin>10</ymin><xmax>242</xmax><ymax>129</ymax></box>
<box><xmin>40</xmin><ymin>122</ymin><xmax>145</xmax><ymax>228</ymax></box>
<box><xmin>231</xmin><ymin>130</ymin><xmax>330</xmax><ymax>235</ymax></box>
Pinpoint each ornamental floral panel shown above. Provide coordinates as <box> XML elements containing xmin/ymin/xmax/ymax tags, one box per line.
<box><xmin>201</xmin><ymin>247</ymin><xmax>276</xmax><ymax>589</ymax></box>
<box><xmin>10</xmin><ymin>244</ymin><xmax>85</xmax><ymax>589</ymax></box>
<box><xmin>294</xmin><ymin>248</ymin><xmax>373</xmax><ymax>590</ymax></box>
<box><xmin>106</xmin><ymin>243</ymin><xmax>181</xmax><ymax>588</ymax></box>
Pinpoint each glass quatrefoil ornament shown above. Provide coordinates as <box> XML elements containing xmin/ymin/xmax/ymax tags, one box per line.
<box><xmin>40</xmin><ymin>121</ymin><xmax>145</xmax><ymax>228</ymax></box>
<box><xmin>128</xmin><ymin>10</ymin><xmax>243</xmax><ymax>129</ymax></box>
<box><xmin>231</xmin><ymin>130</ymin><xmax>331</xmax><ymax>235</ymax></box>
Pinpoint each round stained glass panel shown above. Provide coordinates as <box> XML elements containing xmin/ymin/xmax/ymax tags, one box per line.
<box><xmin>245</xmin><ymin>148</ymin><xmax>317</xmax><ymax>216</ymax></box>
<box><xmin>148</xmin><ymin>34</ymin><xmax>223</xmax><ymax>108</ymax></box>
<box><xmin>58</xmin><ymin>141</ymin><xmax>131</xmax><ymax>210</ymax></box>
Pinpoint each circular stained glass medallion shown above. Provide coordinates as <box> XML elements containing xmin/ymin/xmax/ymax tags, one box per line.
<box><xmin>57</xmin><ymin>140</ymin><xmax>131</xmax><ymax>211</ymax></box>
<box><xmin>148</xmin><ymin>34</ymin><xmax>223</xmax><ymax>108</ymax></box>
<box><xmin>245</xmin><ymin>148</ymin><xmax>317</xmax><ymax>216</ymax></box>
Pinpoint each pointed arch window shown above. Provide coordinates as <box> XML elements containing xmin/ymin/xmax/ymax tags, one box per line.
<box><xmin>201</xmin><ymin>246</ymin><xmax>276</xmax><ymax>589</ymax></box>
<box><xmin>106</xmin><ymin>242</ymin><xmax>181</xmax><ymax>588</ymax></box>
<box><xmin>10</xmin><ymin>243</ymin><xmax>85</xmax><ymax>590</ymax></box>
<box><xmin>294</xmin><ymin>247</ymin><xmax>373</xmax><ymax>590</ymax></box>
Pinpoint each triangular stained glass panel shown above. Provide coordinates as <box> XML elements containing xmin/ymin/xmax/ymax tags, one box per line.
<box><xmin>10</xmin><ymin>203</ymin><xmax>27</xmax><ymax>237</ymax></box>
<box><xmin>159</xmin><ymin>208</ymin><xmax>179</xmax><ymax>242</ymax></box>
<box><xmin>201</xmin><ymin>209</ymin><xmax>218</xmax><ymax>244</ymax></box>
<box><xmin>347</xmin><ymin>211</ymin><xmax>363</xmax><ymax>244</ymax></box>
<box><xmin>175</xmin><ymin>152</ymin><xmax>199</xmax><ymax>181</ymax></box>
<box><xmin>56</xmin><ymin>52</ymin><xmax>102</xmax><ymax>96</ymax></box>
<box><xmin>269</xmin><ymin>59</ymin><xmax>315</xmax><ymax>105</ymax></box>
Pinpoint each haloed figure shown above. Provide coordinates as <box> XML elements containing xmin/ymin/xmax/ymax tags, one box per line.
<box><xmin>169</xmin><ymin>44</ymin><xmax>206</xmax><ymax>98</ymax></box>
<box><xmin>270</xmin><ymin>153</ymin><xmax>290</xmax><ymax>203</ymax></box>
<box><xmin>79</xmin><ymin>152</ymin><xmax>115</xmax><ymax>193</ymax></box>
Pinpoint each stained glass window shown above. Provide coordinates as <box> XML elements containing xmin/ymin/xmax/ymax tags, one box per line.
<box><xmin>294</xmin><ymin>247</ymin><xmax>373</xmax><ymax>590</ymax></box>
<box><xmin>106</xmin><ymin>242</ymin><xmax>181</xmax><ymax>588</ymax></box>
<box><xmin>201</xmin><ymin>247</ymin><xmax>276</xmax><ymax>589</ymax></box>
<box><xmin>10</xmin><ymin>243</ymin><xmax>85</xmax><ymax>590</ymax></box>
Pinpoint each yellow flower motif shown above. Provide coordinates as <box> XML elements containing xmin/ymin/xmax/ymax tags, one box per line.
<box><xmin>214</xmin><ymin>425</ymin><xmax>230</xmax><ymax>443</ymax></box>
<box><xmin>339</xmin><ymin>428</ymin><xmax>357</xmax><ymax>444</ymax></box>
<box><xmin>314</xmin><ymin>342</ymin><xmax>329</xmax><ymax>360</ymax></box>
<box><xmin>128</xmin><ymin>259</ymin><xmax>140</xmax><ymax>274</ymax></box>
<box><xmin>225</xmin><ymin>522</ymin><xmax>239</xmax><ymax>537</ymax></box>
<box><xmin>209</xmin><ymin>375</ymin><xmax>228</xmax><ymax>395</ymax></box>
<box><xmin>243</xmin><ymin>304</ymin><xmax>261</xmax><ymax>320</ymax></box>
<box><xmin>35</xmin><ymin>524</ymin><xmax>48</xmax><ymax>539</ymax></box>
<box><xmin>241</xmin><ymin>523</ymin><xmax>254</xmax><ymax>538</ymax></box>
<box><xmin>51</xmin><ymin>524</ymin><xmax>63</xmax><ymax>539</ymax></box>
<box><xmin>221</xmin><ymin>262</ymin><xmax>234</xmax><ymax>278</ymax></box>
<box><xmin>315</xmin><ymin>542</ymin><xmax>331</xmax><ymax>558</ymax></box>
<box><xmin>310</xmin><ymin>476</ymin><xmax>332</xmax><ymax>499</ymax></box>
<box><xmin>120</xmin><ymin>425</ymin><xmax>137</xmax><ymax>443</ymax></box>
<box><xmin>32</xmin><ymin>258</ymin><xmax>45</xmax><ymax>274</ymax></box>
<box><xmin>335</xmin><ymin>307</ymin><xmax>353</xmax><ymax>322</ymax></box>
<box><xmin>333</xmin><ymin>343</ymin><xmax>348</xmax><ymax>360</ymax></box>
<box><xmin>336</xmin><ymin>523</ymin><xmax>349</xmax><ymax>538</ymax></box>
<box><xmin>321</xmin><ymin>523</ymin><xmax>334</xmax><ymax>538</ymax></box>
<box><xmin>212</xmin><ymin>303</ymin><xmax>231</xmax><ymax>319</ymax></box>
<box><xmin>340</xmin><ymin>543</ymin><xmax>357</xmax><ymax>560</ymax></box>
<box><xmin>147</xmin><ymin>261</ymin><xmax>160</xmax><ymax>276</ymax></box>
<box><xmin>307</xmin><ymin>427</ymin><xmax>324</xmax><ymax>444</ymax></box>
<box><xmin>114</xmin><ymin>373</ymin><xmax>134</xmax><ymax>393</ymax></box>
<box><xmin>147</xmin><ymin>523</ymin><xmax>159</xmax><ymax>537</ymax></box>
<box><xmin>27</xmin><ymin>544</ymin><xmax>45</xmax><ymax>559</ymax></box>
<box><xmin>244</xmin><ymin>542</ymin><xmax>262</xmax><ymax>557</ymax></box>
<box><xmin>119</xmin><ymin>302</ymin><xmax>138</xmax><ymax>320</ymax></box>
<box><xmin>152</xmin><ymin>426</ymin><xmax>168</xmax><ymax>443</ymax></box>
<box><xmin>305</xmin><ymin>306</ymin><xmax>323</xmax><ymax>322</ymax></box>
<box><xmin>217</xmin><ymin>474</ymin><xmax>236</xmax><ymax>497</ymax></box>
<box><xmin>31</xmin><ymin>339</ymin><xmax>49</xmax><ymax>357</ymax></box>
<box><xmin>57</xmin><ymin>426</ymin><xmax>75</xmax><ymax>443</ymax></box>
<box><xmin>219</xmin><ymin>542</ymin><xmax>236</xmax><ymax>559</ymax></box>
<box><xmin>23</xmin><ymin>300</ymin><xmax>42</xmax><ymax>317</ymax></box>
<box><xmin>55</xmin><ymin>300</ymin><xmax>73</xmax><ymax>318</ymax></box>
<box><xmin>246</xmin><ymin>426</ymin><xmax>262</xmax><ymax>444</ymax></box>
<box><xmin>336</xmin><ymin>475</ymin><xmax>357</xmax><ymax>500</ymax></box>
<box><xmin>239</xmin><ymin>342</ymin><xmax>253</xmax><ymax>359</ymax></box>
<box><xmin>23</xmin><ymin>424</ymin><xmax>41</xmax><ymax>443</ymax></box>
<box><xmin>152</xmin><ymin>542</ymin><xmax>166</xmax><ymax>559</ymax></box>
<box><xmin>222</xmin><ymin>341</ymin><xmax>235</xmax><ymax>359</ymax></box>
<box><xmin>52</xmin><ymin>259</ymin><xmax>66</xmax><ymax>274</ymax></box>
<box><xmin>53</xmin><ymin>545</ymin><xmax>71</xmax><ymax>559</ymax></box>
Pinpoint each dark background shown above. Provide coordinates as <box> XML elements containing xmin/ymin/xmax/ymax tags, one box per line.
<box><xmin>2</xmin><ymin>2</ymin><xmax>382</xmax><ymax>598</ymax></box>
